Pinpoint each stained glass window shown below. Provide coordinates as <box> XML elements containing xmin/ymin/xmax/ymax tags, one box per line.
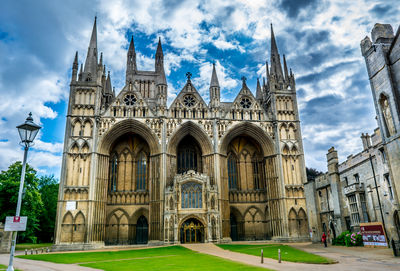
<box><xmin>181</xmin><ymin>182</ymin><xmax>202</xmax><ymax>208</ymax></box>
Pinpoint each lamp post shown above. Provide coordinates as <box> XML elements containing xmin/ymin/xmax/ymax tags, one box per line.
<box><xmin>7</xmin><ymin>113</ymin><xmax>41</xmax><ymax>271</ymax></box>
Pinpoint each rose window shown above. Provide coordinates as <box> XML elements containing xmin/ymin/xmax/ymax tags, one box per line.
<box><xmin>124</xmin><ymin>94</ymin><xmax>137</xmax><ymax>106</ymax></box>
<box><xmin>240</xmin><ymin>98</ymin><xmax>252</xmax><ymax>109</ymax></box>
<box><xmin>184</xmin><ymin>95</ymin><xmax>196</xmax><ymax>107</ymax></box>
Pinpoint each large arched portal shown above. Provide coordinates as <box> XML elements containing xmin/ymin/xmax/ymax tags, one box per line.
<box><xmin>177</xmin><ymin>135</ymin><xmax>202</xmax><ymax>174</ymax></box>
<box><xmin>180</xmin><ymin>218</ymin><xmax>205</xmax><ymax>243</ymax></box>
<box><xmin>219</xmin><ymin>123</ymin><xmax>281</xmax><ymax>240</ymax></box>
<box><xmin>107</xmin><ymin>133</ymin><xmax>150</xmax><ymax>193</ymax></box>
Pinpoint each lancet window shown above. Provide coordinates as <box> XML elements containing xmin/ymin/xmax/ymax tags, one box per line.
<box><xmin>136</xmin><ymin>152</ymin><xmax>147</xmax><ymax>191</ymax></box>
<box><xmin>181</xmin><ymin>182</ymin><xmax>202</xmax><ymax>208</ymax></box>
<box><xmin>109</xmin><ymin>154</ymin><xmax>118</xmax><ymax>191</ymax></box>
<box><xmin>228</xmin><ymin>153</ymin><xmax>238</xmax><ymax>190</ymax></box>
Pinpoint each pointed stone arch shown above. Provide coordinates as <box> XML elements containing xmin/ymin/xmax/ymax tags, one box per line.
<box><xmin>288</xmin><ymin>208</ymin><xmax>298</xmax><ymax>237</ymax></box>
<box><xmin>98</xmin><ymin>119</ymin><xmax>160</xmax><ymax>155</ymax></box>
<box><xmin>167</xmin><ymin>121</ymin><xmax>213</xmax><ymax>156</ymax></box>
<box><xmin>105</xmin><ymin>208</ymin><xmax>131</xmax><ymax>245</ymax></box>
<box><xmin>219</xmin><ymin>122</ymin><xmax>275</xmax><ymax>156</ymax></box>
<box><xmin>73</xmin><ymin>211</ymin><xmax>86</xmax><ymax>243</ymax></box>
<box><xmin>61</xmin><ymin>212</ymin><xmax>73</xmax><ymax>243</ymax></box>
<box><xmin>298</xmin><ymin>207</ymin><xmax>308</xmax><ymax>236</ymax></box>
<box><xmin>82</xmin><ymin>118</ymin><xmax>93</xmax><ymax>137</ymax></box>
<box><xmin>71</xmin><ymin>118</ymin><xmax>82</xmax><ymax>137</ymax></box>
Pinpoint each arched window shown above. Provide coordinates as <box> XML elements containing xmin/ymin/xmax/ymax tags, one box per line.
<box><xmin>252</xmin><ymin>157</ymin><xmax>261</xmax><ymax>190</ymax></box>
<box><xmin>181</xmin><ymin>182</ymin><xmax>202</xmax><ymax>208</ymax></box>
<box><xmin>228</xmin><ymin>154</ymin><xmax>238</xmax><ymax>190</ymax></box>
<box><xmin>177</xmin><ymin>137</ymin><xmax>201</xmax><ymax>173</ymax></box>
<box><xmin>136</xmin><ymin>152</ymin><xmax>147</xmax><ymax>191</ymax></box>
<box><xmin>109</xmin><ymin>154</ymin><xmax>118</xmax><ymax>191</ymax></box>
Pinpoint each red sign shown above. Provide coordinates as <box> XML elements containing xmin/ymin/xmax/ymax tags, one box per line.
<box><xmin>360</xmin><ymin>222</ymin><xmax>387</xmax><ymax>247</ymax></box>
<box><xmin>13</xmin><ymin>216</ymin><xmax>20</xmax><ymax>223</ymax></box>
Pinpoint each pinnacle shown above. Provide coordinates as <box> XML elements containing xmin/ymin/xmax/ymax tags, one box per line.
<box><xmin>210</xmin><ymin>62</ymin><xmax>219</xmax><ymax>88</ymax></box>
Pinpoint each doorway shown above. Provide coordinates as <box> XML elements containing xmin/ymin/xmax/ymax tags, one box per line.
<box><xmin>180</xmin><ymin>218</ymin><xmax>204</xmax><ymax>243</ymax></box>
<box><xmin>136</xmin><ymin>216</ymin><xmax>148</xmax><ymax>244</ymax></box>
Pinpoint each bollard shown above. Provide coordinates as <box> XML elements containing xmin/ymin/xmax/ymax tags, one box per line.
<box><xmin>30</xmin><ymin>249</ymin><xmax>33</xmax><ymax>255</ymax></box>
<box><xmin>261</xmin><ymin>249</ymin><xmax>264</xmax><ymax>263</ymax></box>
<box><xmin>278</xmin><ymin>249</ymin><xmax>281</xmax><ymax>263</ymax></box>
<box><xmin>25</xmin><ymin>249</ymin><xmax>28</xmax><ymax>255</ymax></box>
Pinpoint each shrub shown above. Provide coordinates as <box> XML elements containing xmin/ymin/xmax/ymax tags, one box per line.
<box><xmin>333</xmin><ymin>231</ymin><xmax>363</xmax><ymax>247</ymax></box>
<box><xmin>332</xmin><ymin>230</ymin><xmax>349</xmax><ymax>246</ymax></box>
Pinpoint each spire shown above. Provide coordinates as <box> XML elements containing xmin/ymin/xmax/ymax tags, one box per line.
<box><xmin>83</xmin><ymin>17</ymin><xmax>98</xmax><ymax>80</ymax></box>
<box><xmin>78</xmin><ymin>63</ymin><xmax>83</xmax><ymax>81</ymax></box>
<box><xmin>256</xmin><ymin>77</ymin><xmax>262</xmax><ymax>100</ymax></box>
<box><xmin>105</xmin><ymin>71</ymin><xmax>112</xmax><ymax>94</ymax></box>
<box><xmin>283</xmin><ymin>54</ymin><xmax>289</xmax><ymax>81</ymax></box>
<box><xmin>155</xmin><ymin>37</ymin><xmax>167</xmax><ymax>85</ymax></box>
<box><xmin>266</xmin><ymin>61</ymin><xmax>270</xmax><ymax>79</ymax></box>
<box><xmin>210</xmin><ymin>63</ymin><xmax>220</xmax><ymax>87</ymax></box>
<box><xmin>156</xmin><ymin>37</ymin><xmax>163</xmax><ymax>57</ymax></box>
<box><xmin>126</xmin><ymin>36</ymin><xmax>137</xmax><ymax>83</ymax></box>
<box><xmin>71</xmin><ymin>51</ymin><xmax>78</xmax><ymax>82</ymax></box>
<box><xmin>155</xmin><ymin>37</ymin><xmax>164</xmax><ymax>72</ymax></box>
<box><xmin>269</xmin><ymin>24</ymin><xmax>283</xmax><ymax>79</ymax></box>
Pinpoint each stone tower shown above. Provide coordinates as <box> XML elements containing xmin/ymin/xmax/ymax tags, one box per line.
<box><xmin>361</xmin><ymin>23</ymin><xmax>400</xmax><ymax>204</ymax></box>
<box><xmin>53</xmin><ymin>19</ymin><xmax>309</xmax><ymax>250</ymax></box>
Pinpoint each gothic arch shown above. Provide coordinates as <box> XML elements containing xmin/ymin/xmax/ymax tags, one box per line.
<box><xmin>298</xmin><ymin>207</ymin><xmax>308</xmax><ymax>236</ymax></box>
<box><xmin>72</xmin><ymin>119</ymin><xmax>82</xmax><ymax>137</ymax></box>
<box><xmin>288</xmin><ymin>208</ymin><xmax>298</xmax><ymax>236</ymax></box>
<box><xmin>73</xmin><ymin>211</ymin><xmax>86</xmax><ymax>243</ymax></box>
<box><xmin>167</xmin><ymin>121</ymin><xmax>213</xmax><ymax>156</ymax></box>
<box><xmin>219</xmin><ymin>122</ymin><xmax>274</xmax><ymax>156</ymax></box>
<box><xmin>130</xmin><ymin>207</ymin><xmax>149</xmax><ymax>224</ymax></box>
<box><xmin>61</xmin><ymin>212</ymin><xmax>73</xmax><ymax>243</ymax></box>
<box><xmin>98</xmin><ymin>119</ymin><xmax>160</xmax><ymax>155</ymax></box>
<box><xmin>243</xmin><ymin>206</ymin><xmax>264</xmax><ymax>221</ymax></box>
<box><xmin>178</xmin><ymin>214</ymin><xmax>207</xmax><ymax>229</ymax></box>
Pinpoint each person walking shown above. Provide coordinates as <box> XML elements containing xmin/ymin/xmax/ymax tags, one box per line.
<box><xmin>322</xmin><ymin>232</ymin><xmax>327</xmax><ymax>247</ymax></box>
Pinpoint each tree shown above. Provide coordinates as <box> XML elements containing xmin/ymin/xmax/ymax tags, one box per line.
<box><xmin>0</xmin><ymin>162</ymin><xmax>43</xmax><ymax>243</ymax></box>
<box><xmin>306</xmin><ymin>167</ymin><xmax>324</xmax><ymax>182</ymax></box>
<box><xmin>37</xmin><ymin>175</ymin><xmax>59</xmax><ymax>242</ymax></box>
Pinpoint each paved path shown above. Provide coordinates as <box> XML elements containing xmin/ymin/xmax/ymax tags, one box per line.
<box><xmin>183</xmin><ymin>243</ymin><xmax>400</xmax><ymax>271</ymax></box>
<box><xmin>0</xmin><ymin>253</ymin><xmax>102</xmax><ymax>271</ymax></box>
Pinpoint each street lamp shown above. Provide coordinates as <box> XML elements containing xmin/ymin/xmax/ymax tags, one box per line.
<box><xmin>7</xmin><ymin>113</ymin><xmax>41</xmax><ymax>271</ymax></box>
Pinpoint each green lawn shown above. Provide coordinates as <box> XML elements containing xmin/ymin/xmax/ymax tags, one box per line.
<box><xmin>217</xmin><ymin>244</ymin><xmax>335</xmax><ymax>264</ymax></box>
<box><xmin>18</xmin><ymin>246</ymin><xmax>272</xmax><ymax>271</ymax></box>
<box><xmin>16</xmin><ymin>243</ymin><xmax>52</xmax><ymax>251</ymax></box>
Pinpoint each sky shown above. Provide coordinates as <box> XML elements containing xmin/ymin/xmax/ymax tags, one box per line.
<box><xmin>0</xmin><ymin>0</ymin><xmax>398</xmax><ymax>178</ymax></box>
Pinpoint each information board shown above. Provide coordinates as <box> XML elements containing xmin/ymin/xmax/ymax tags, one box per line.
<box><xmin>66</xmin><ymin>201</ymin><xmax>76</xmax><ymax>211</ymax></box>
<box><xmin>360</xmin><ymin>222</ymin><xmax>388</xmax><ymax>247</ymax></box>
<box><xmin>4</xmin><ymin>216</ymin><xmax>27</xmax><ymax>231</ymax></box>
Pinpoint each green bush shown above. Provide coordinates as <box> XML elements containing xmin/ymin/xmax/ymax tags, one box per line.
<box><xmin>332</xmin><ymin>230</ymin><xmax>349</xmax><ymax>246</ymax></box>
<box><xmin>333</xmin><ymin>231</ymin><xmax>363</xmax><ymax>247</ymax></box>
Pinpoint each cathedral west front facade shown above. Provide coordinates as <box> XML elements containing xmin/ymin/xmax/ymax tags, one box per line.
<box><xmin>54</xmin><ymin>18</ymin><xmax>309</xmax><ymax>250</ymax></box>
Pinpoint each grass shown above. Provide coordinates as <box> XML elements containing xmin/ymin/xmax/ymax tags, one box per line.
<box><xmin>18</xmin><ymin>246</ymin><xmax>272</xmax><ymax>271</ymax></box>
<box><xmin>217</xmin><ymin>244</ymin><xmax>335</xmax><ymax>264</ymax></box>
<box><xmin>15</xmin><ymin>243</ymin><xmax>52</xmax><ymax>251</ymax></box>
<box><xmin>0</xmin><ymin>264</ymin><xmax>22</xmax><ymax>271</ymax></box>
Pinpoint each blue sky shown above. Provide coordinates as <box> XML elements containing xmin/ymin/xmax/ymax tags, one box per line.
<box><xmin>0</xmin><ymin>0</ymin><xmax>398</xmax><ymax>178</ymax></box>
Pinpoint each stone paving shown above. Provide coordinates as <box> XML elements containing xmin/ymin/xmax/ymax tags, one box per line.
<box><xmin>0</xmin><ymin>242</ymin><xmax>399</xmax><ymax>270</ymax></box>
<box><xmin>183</xmin><ymin>242</ymin><xmax>400</xmax><ymax>271</ymax></box>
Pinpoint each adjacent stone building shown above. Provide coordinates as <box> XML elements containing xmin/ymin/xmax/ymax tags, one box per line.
<box><xmin>306</xmin><ymin>23</ymin><xmax>400</xmax><ymax>243</ymax></box>
<box><xmin>53</xmin><ymin>18</ymin><xmax>309</xmax><ymax>250</ymax></box>
<box><xmin>305</xmin><ymin>129</ymin><xmax>399</xmax><ymax>242</ymax></box>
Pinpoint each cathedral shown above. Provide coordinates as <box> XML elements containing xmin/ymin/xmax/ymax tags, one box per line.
<box><xmin>54</xmin><ymin>18</ymin><xmax>309</xmax><ymax>250</ymax></box>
